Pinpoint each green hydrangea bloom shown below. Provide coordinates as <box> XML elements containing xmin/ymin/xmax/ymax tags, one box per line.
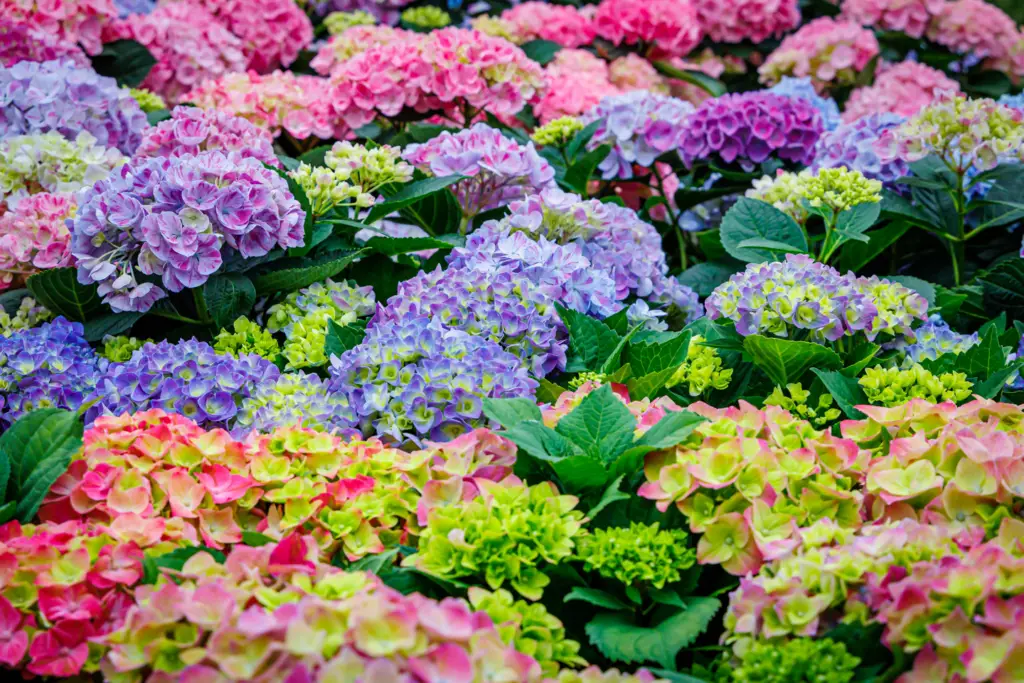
<box><xmin>405</xmin><ymin>481</ymin><xmax>585</xmax><ymax>600</ymax></box>
<box><xmin>323</xmin><ymin>10</ymin><xmax>376</xmax><ymax>35</ymax></box>
<box><xmin>98</xmin><ymin>335</ymin><xmax>151</xmax><ymax>362</ymax></box>
<box><xmin>531</xmin><ymin>117</ymin><xmax>585</xmax><ymax>148</ymax></box>
<box><xmin>401</xmin><ymin>6</ymin><xmax>451</xmax><ymax>28</ymax></box>
<box><xmin>129</xmin><ymin>88</ymin><xmax>167</xmax><ymax>113</ymax></box>
<box><xmin>0</xmin><ymin>131</ymin><xmax>125</xmax><ymax>204</ymax></box>
<box><xmin>568</xmin><ymin>371</ymin><xmax>606</xmax><ymax>390</ymax></box>
<box><xmin>289</xmin><ymin>141</ymin><xmax>413</xmax><ymax>217</ymax></box>
<box><xmin>213</xmin><ymin>317</ymin><xmax>281</xmax><ymax>361</ymax></box>
<box><xmin>468</xmin><ymin>587</ymin><xmax>587</xmax><ymax>676</ymax></box>
<box><xmin>0</xmin><ymin>297</ymin><xmax>51</xmax><ymax>337</ymax></box>
<box><xmin>748</xmin><ymin>167</ymin><xmax>881</xmax><ymax>222</ymax></box>
<box><xmin>728</xmin><ymin>638</ymin><xmax>859</xmax><ymax>683</ymax></box>
<box><xmin>666</xmin><ymin>335</ymin><xmax>733</xmax><ymax>397</ymax></box>
<box><xmin>574</xmin><ymin>522</ymin><xmax>696</xmax><ymax>589</ymax></box>
<box><xmin>763</xmin><ymin>383</ymin><xmax>841</xmax><ymax>429</ymax></box>
<box><xmin>859</xmin><ymin>363</ymin><xmax>973</xmax><ymax>407</ymax></box>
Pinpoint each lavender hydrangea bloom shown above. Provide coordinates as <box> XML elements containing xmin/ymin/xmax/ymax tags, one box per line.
<box><xmin>582</xmin><ymin>91</ymin><xmax>695</xmax><ymax>180</ymax></box>
<box><xmin>0</xmin><ymin>317</ymin><xmax>105</xmax><ymax>427</ymax></box>
<box><xmin>998</xmin><ymin>93</ymin><xmax>1024</xmax><ymax>111</ymax></box>
<box><xmin>372</xmin><ymin>264</ymin><xmax>568</xmax><ymax>377</ymax></box>
<box><xmin>768</xmin><ymin>77</ymin><xmax>841</xmax><ymax>131</ymax></box>
<box><xmin>812</xmin><ymin>113</ymin><xmax>909</xmax><ymax>187</ymax></box>
<box><xmin>85</xmin><ymin>338</ymin><xmax>280</xmax><ymax>429</ymax></box>
<box><xmin>328</xmin><ymin>316</ymin><xmax>537</xmax><ymax>443</ymax></box>
<box><xmin>678</xmin><ymin>91</ymin><xmax>824</xmax><ymax>171</ymax></box>
<box><xmin>402</xmin><ymin>123</ymin><xmax>555</xmax><ymax>218</ymax></box>
<box><xmin>0</xmin><ymin>59</ymin><xmax>148</xmax><ymax>156</ymax></box>
<box><xmin>71</xmin><ymin>151</ymin><xmax>305</xmax><ymax>313</ymax></box>
<box><xmin>113</xmin><ymin>0</ymin><xmax>157</xmax><ymax>17</ymax></box>
<box><xmin>233</xmin><ymin>371</ymin><xmax>360</xmax><ymax>437</ymax></box>
<box><xmin>896</xmin><ymin>314</ymin><xmax>980</xmax><ymax>364</ymax></box>
<box><xmin>309</xmin><ymin>0</ymin><xmax>410</xmax><ymax>23</ymax></box>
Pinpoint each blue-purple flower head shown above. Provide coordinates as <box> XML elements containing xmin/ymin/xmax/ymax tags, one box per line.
<box><xmin>233</xmin><ymin>371</ymin><xmax>360</xmax><ymax>438</ymax></box>
<box><xmin>896</xmin><ymin>314</ymin><xmax>980</xmax><ymax>365</ymax></box>
<box><xmin>706</xmin><ymin>254</ymin><xmax>928</xmax><ymax>343</ymax></box>
<box><xmin>767</xmin><ymin>77</ymin><xmax>841</xmax><ymax>131</ymax></box>
<box><xmin>812</xmin><ymin>113</ymin><xmax>909</xmax><ymax>188</ymax></box>
<box><xmin>71</xmin><ymin>150</ymin><xmax>306</xmax><ymax>313</ymax></box>
<box><xmin>372</xmin><ymin>264</ymin><xmax>568</xmax><ymax>377</ymax></box>
<box><xmin>0</xmin><ymin>59</ymin><xmax>148</xmax><ymax>156</ymax></box>
<box><xmin>582</xmin><ymin>91</ymin><xmax>694</xmax><ymax>180</ymax></box>
<box><xmin>402</xmin><ymin>123</ymin><xmax>555</xmax><ymax>218</ymax></box>
<box><xmin>113</xmin><ymin>0</ymin><xmax>157</xmax><ymax>17</ymax></box>
<box><xmin>678</xmin><ymin>91</ymin><xmax>824</xmax><ymax>171</ymax></box>
<box><xmin>0</xmin><ymin>317</ymin><xmax>105</xmax><ymax>427</ymax></box>
<box><xmin>327</xmin><ymin>315</ymin><xmax>537</xmax><ymax>443</ymax></box>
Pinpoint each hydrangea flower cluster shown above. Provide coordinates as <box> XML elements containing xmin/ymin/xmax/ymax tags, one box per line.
<box><xmin>112</xmin><ymin>0</ymin><xmax>155</xmax><ymax>16</ymax></box>
<box><xmin>723</xmin><ymin>638</ymin><xmax>860</xmax><ymax>683</ymax></box>
<box><xmin>311</xmin><ymin>0</ymin><xmax>412</xmax><ymax>25</ymax></box>
<box><xmin>665</xmin><ymin>335</ymin><xmax>733</xmax><ymax>397</ymax></box>
<box><xmin>859</xmin><ymin>363</ymin><xmax>973</xmax><ymax>407</ymax></box>
<box><xmin>748</xmin><ymin>167</ymin><xmax>882</xmax><ymax>222</ymax></box>
<box><xmin>500</xmin><ymin>2</ymin><xmax>596</xmax><ymax>49</ymax></box>
<box><xmin>322</xmin><ymin>9</ymin><xmax>376</xmax><ymax>35</ymax></box>
<box><xmin>678</xmin><ymin>92</ymin><xmax>824</xmax><ymax>170</ymax></box>
<box><xmin>184</xmin><ymin>0</ymin><xmax>314</xmax><ymax>73</ymax></box>
<box><xmin>896</xmin><ymin>314</ymin><xmax>980</xmax><ymax>363</ymax></box>
<box><xmin>574</xmin><ymin>522</ymin><xmax>696</xmax><ymax>589</ymax></box>
<box><xmin>592</xmin><ymin>0</ymin><xmax>703</xmax><ymax>60</ymax></box>
<box><xmin>0</xmin><ymin>192</ymin><xmax>75</xmax><ymax>290</ymax></box>
<box><xmin>694</xmin><ymin>0</ymin><xmax>800</xmax><ymax>44</ymax></box>
<box><xmin>265</xmin><ymin>278</ymin><xmax>376</xmax><ymax>370</ymax></box>
<box><xmin>842</xmin><ymin>60</ymin><xmax>961</xmax><ymax>123</ymax></box>
<box><xmin>134</xmin><ymin>106</ymin><xmax>278</xmax><ymax>166</ymax></box>
<box><xmin>97</xmin><ymin>333</ymin><xmax>148</xmax><ymax>361</ymax></box>
<box><xmin>310</xmin><ymin>24</ymin><xmax>413</xmax><ymax>75</ymax></box>
<box><xmin>582</xmin><ymin>91</ymin><xmax>695</xmax><ymax>180</ymax></box>
<box><xmin>406</xmin><ymin>479</ymin><xmax>584</xmax><ymax>600</ymax></box>
<box><xmin>127</xmin><ymin>88</ymin><xmax>165</xmax><ymax>113</ymax></box>
<box><xmin>470</xmin><ymin>15</ymin><xmax>522</xmax><ymax>44</ymax></box>
<box><xmin>705</xmin><ymin>254</ymin><xmax>929</xmax><ymax>342</ymax></box>
<box><xmin>233</xmin><ymin>371</ymin><xmax>358</xmax><ymax>436</ymax></box>
<box><xmin>531</xmin><ymin>116</ymin><xmax>585</xmax><ymax>148</ymax></box>
<box><xmin>608</xmin><ymin>54</ymin><xmax>669</xmax><ymax>94</ymax></box>
<box><xmin>213</xmin><ymin>316</ymin><xmax>280</xmax><ymax>361</ymax></box>
<box><xmin>71</xmin><ymin>151</ymin><xmax>305</xmax><ymax>312</ymax></box>
<box><xmin>0</xmin><ymin>17</ymin><xmax>89</xmax><ymax>67</ymax></box>
<box><xmin>767</xmin><ymin>76</ymin><xmax>841</xmax><ymax>132</ymax></box>
<box><xmin>0</xmin><ymin>317</ymin><xmax>104</xmax><ymax>425</ymax></box>
<box><xmin>401</xmin><ymin>6</ymin><xmax>450</xmax><ymax>28</ymax></box>
<box><xmin>812</xmin><ymin>113</ymin><xmax>909</xmax><ymax>187</ymax></box>
<box><xmin>763</xmin><ymin>382</ymin><xmax>841</xmax><ymax>429</ymax></box>
<box><xmin>534</xmin><ymin>49</ymin><xmax>621</xmax><ymax>124</ymax></box>
<box><xmin>839</xmin><ymin>0</ymin><xmax>933</xmax><ymax>38</ymax></box>
<box><xmin>373</xmin><ymin>265</ymin><xmax>567</xmax><ymax>377</ymax></box>
<box><xmin>84</xmin><ymin>338</ymin><xmax>280</xmax><ymax>429</ymax></box>
<box><xmin>759</xmin><ymin>17</ymin><xmax>880</xmax><ymax>92</ymax></box>
<box><xmin>0</xmin><ymin>295</ymin><xmax>50</xmax><ymax>337</ymax></box>
<box><xmin>403</xmin><ymin>124</ymin><xmax>555</xmax><ymax>218</ymax></box>
<box><xmin>328</xmin><ymin>315</ymin><xmax>538</xmax><ymax>442</ymax></box>
<box><xmin>926</xmin><ymin>0</ymin><xmax>1023</xmax><ymax>75</ymax></box>
<box><xmin>103</xmin><ymin>2</ymin><xmax>248</xmax><ymax>105</ymax></box>
<box><xmin>289</xmin><ymin>141</ymin><xmax>412</xmax><ymax>217</ymax></box>
<box><xmin>0</xmin><ymin>59</ymin><xmax>147</xmax><ymax>156</ymax></box>
<box><xmin>0</xmin><ymin>0</ymin><xmax>116</xmax><ymax>55</ymax></box>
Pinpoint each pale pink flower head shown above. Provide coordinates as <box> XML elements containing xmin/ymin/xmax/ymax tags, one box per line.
<box><xmin>759</xmin><ymin>16</ymin><xmax>880</xmax><ymax>92</ymax></box>
<box><xmin>0</xmin><ymin>192</ymin><xmax>75</xmax><ymax>291</ymax></box>
<box><xmin>593</xmin><ymin>0</ymin><xmax>703</xmax><ymax>60</ymax></box>
<box><xmin>927</xmin><ymin>0</ymin><xmax>1021</xmax><ymax>75</ymax></box>
<box><xmin>500</xmin><ymin>2</ymin><xmax>596</xmax><ymax>49</ymax></box>
<box><xmin>534</xmin><ymin>49</ymin><xmax>621</xmax><ymax>124</ymax></box>
<box><xmin>310</xmin><ymin>24</ymin><xmax>414</xmax><ymax>76</ymax></box>
<box><xmin>1</xmin><ymin>0</ymin><xmax>116</xmax><ymax>55</ymax></box>
<box><xmin>0</xmin><ymin>18</ymin><xmax>90</xmax><ymax>67</ymax></box>
<box><xmin>842</xmin><ymin>60</ymin><xmax>961</xmax><ymax>123</ymax></box>
<box><xmin>134</xmin><ymin>105</ymin><xmax>278</xmax><ymax>166</ymax></box>
<box><xmin>840</xmin><ymin>0</ymin><xmax>935</xmax><ymax>39</ymax></box>
<box><xmin>695</xmin><ymin>0</ymin><xmax>800</xmax><ymax>44</ymax></box>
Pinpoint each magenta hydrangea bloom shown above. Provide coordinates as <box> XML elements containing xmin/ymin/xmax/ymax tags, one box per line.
<box><xmin>0</xmin><ymin>59</ymin><xmax>147</xmax><ymax>156</ymax></box>
<box><xmin>678</xmin><ymin>91</ymin><xmax>824</xmax><ymax>171</ymax></box>
<box><xmin>593</xmin><ymin>0</ymin><xmax>703</xmax><ymax>60</ymax></box>
<box><xmin>134</xmin><ymin>105</ymin><xmax>278</xmax><ymax>166</ymax></box>
<box><xmin>812</xmin><ymin>113</ymin><xmax>909</xmax><ymax>187</ymax></box>
<box><xmin>0</xmin><ymin>18</ymin><xmax>89</xmax><ymax>68</ymax></box>
<box><xmin>70</xmin><ymin>151</ymin><xmax>305</xmax><ymax>313</ymax></box>
<box><xmin>695</xmin><ymin>0</ymin><xmax>800</xmax><ymax>44</ymax></box>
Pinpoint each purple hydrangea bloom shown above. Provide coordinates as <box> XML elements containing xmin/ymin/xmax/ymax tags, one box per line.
<box><xmin>113</xmin><ymin>0</ymin><xmax>157</xmax><ymax>17</ymax></box>
<box><xmin>678</xmin><ymin>91</ymin><xmax>824</xmax><ymax>171</ymax></box>
<box><xmin>85</xmin><ymin>338</ymin><xmax>280</xmax><ymax>429</ymax></box>
<box><xmin>372</xmin><ymin>264</ymin><xmax>568</xmax><ymax>377</ymax></box>
<box><xmin>812</xmin><ymin>113</ymin><xmax>909</xmax><ymax>187</ymax></box>
<box><xmin>402</xmin><ymin>123</ymin><xmax>555</xmax><ymax>218</ymax></box>
<box><xmin>71</xmin><ymin>150</ymin><xmax>305</xmax><ymax>313</ymax></box>
<box><xmin>327</xmin><ymin>315</ymin><xmax>537</xmax><ymax>443</ymax></box>
<box><xmin>0</xmin><ymin>59</ymin><xmax>148</xmax><ymax>156</ymax></box>
<box><xmin>896</xmin><ymin>314</ymin><xmax>980</xmax><ymax>364</ymax></box>
<box><xmin>0</xmin><ymin>317</ymin><xmax>105</xmax><ymax>427</ymax></box>
<box><xmin>233</xmin><ymin>371</ymin><xmax>360</xmax><ymax>438</ymax></box>
<box><xmin>134</xmin><ymin>105</ymin><xmax>279</xmax><ymax>166</ymax></box>
<box><xmin>309</xmin><ymin>0</ymin><xmax>410</xmax><ymax>23</ymax></box>
<box><xmin>582</xmin><ymin>91</ymin><xmax>695</xmax><ymax>180</ymax></box>
<box><xmin>767</xmin><ymin>76</ymin><xmax>841</xmax><ymax>131</ymax></box>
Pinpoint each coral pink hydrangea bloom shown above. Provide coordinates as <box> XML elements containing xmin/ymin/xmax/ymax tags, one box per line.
<box><xmin>840</xmin><ymin>0</ymin><xmax>938</xmax><ymax>39</ymax></box>
<box><xmin>534</xmin><ymin>49</ymin><xmax>620</xmax><ymax>124</ymax></box>
<box><xmin>842</xmin><ymin>60</ymin><xmax>961</xmax><ymax>122</ymax></box>
<box><xmin>134</xmin><ymin>105</ymin><xmax>278</xmax><ymax>166</ymax></box>
<box><xmin>0</xmin><ymin>18</ymin><xmax>89</xmax><ymax>67</ymax></box>
<box><xmin>593</xmin><ymin>0</ymin><xmax>702</xmax><ymax>60</ymax></box>
<box><xmin>759</xmin><ymin>16</ymin><xmax>880</xmax><ymax>92</ymax></box>
<box><xmin>1</xmin><ymin>0</ymin><xmax>116</xmax><ymax>55</ymax></box>
<box><xmin>695</xmin><ymin>0</ymin><xmax>801</xmax><ymax>44</ymax></box>
<box><xmin>0</xmin><ymin>193</ymin><xmax>74</xmax><ymax>291</ymax></box>
<box><xmin>500</xmin><ymin>2</ymin><xmax>596</xmax><ymax>49</ymax></box>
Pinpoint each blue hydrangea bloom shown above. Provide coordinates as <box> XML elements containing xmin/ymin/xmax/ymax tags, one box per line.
<box><xmin>234</xmin><ymin>371</ymin><xmax>360</xmax><ymax>438</ymax></box>
<box><xmin>768</xmin><ymin>76</ymin><xmax>841</xmax><ymax>131</ymax></box>
<box><xmin>113</xmin><ymin>0</ymin><xmax>157</xmax><ymax>16</ymax></box>
<box><xmin>813</xmin><ymin>113</ymin><xmax>909</xmax><ymax>188</ymax></box>
<box><xmin>897</xmin><ymin>314</ymin><xmax>980</xmax><ymax>365</ymax></box>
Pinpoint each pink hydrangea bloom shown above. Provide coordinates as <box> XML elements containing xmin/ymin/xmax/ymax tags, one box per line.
<box><xmin>759</xmin><ymin>16</ymin><xmax>880</xmax><ymax>92</ymax></box>
<box><xmin>842</xmin><ymin>60</ymin><xmax>961</xmax><ymax>123</ymax></box>
<box><xmin>926</xmin><ymin>0</ymin><xmax>1022</xmax><ymax>75</ymax></box>
<box><xmin>695</xmin><ymin>0</ymin><xmax>801</xmax><ymax>44</ymax></box>
<box><xmin>1</xmin><ymin>0</ymin><xmax>116</xmax><ymax>55</ymax></box>
<box><xmin>608</xmin><ymin>54</ymin><xmax>669</xmax><ymax>94</ymax></box>
<box><xmin>593</xmin><ymin>0</ymin><xmax>703</xmax><ymax>60</ymax></box>
<box><xmin>534</xmin><ymin>49</ymin><xmax>620</xmax><ymax>124</ymax></box>
<box><xmin>134</xmin><ymin>105</ymin><xmax>278</xmax><ymax>166</ymax></box>
<box><xmin>840</xmin><ymin>0</ymin><xmax>938</xmax><ymax>39</ymax></box>
<box><xmin>103</xmin><ymin>2</ymin><xmax>247</xmax><ymax>105</ymax></box>
<box><xmin>0</xmin><ymin>18</ymin><xmax>89</xmax><ymax>67</ymax></box>
<box><xmin>310</xmin><ymin>24</ymin><xmax>414</xmax><ymax>76</ymax></box>
<box><xmin>0</xmin><ymin>193</ymin><xmax>74</xmax><ymax>292</ymax></box>
<box><xmin>500</xmin><ymin>2</ymin><xmax>596</xmax><ymax>49</ymax></box>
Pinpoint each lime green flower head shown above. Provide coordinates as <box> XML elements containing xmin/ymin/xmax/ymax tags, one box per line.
<box><xmin>0</xmin><ymin>297</ymin><xmax>51</xmax><ymax>337</ymax></box>
<box><xmin>666</xmin><ymin>335</ymin><xmax>733</xmax><ymax>397</ymax></box>
<box><xmin>470</xmin><ymin>15</ymin><xmax>525</xmax><ymax>44</ymax></box>
<box><xmin>98</xmin><ymin>334</ymin><xmax>152</xmax><ymax>363</ymax></box>
<box><xmin>323</xmin><ymin>10</ymin><xmax>377</xmax><ymax>35</ymax></box>
<box><xmin>214</xmin><ymin>317</ymin><xmax>281</xmax><ymax>361</ymax></box>
<box><xmin>574</xmin><ymin>522</ymin><xmax>696</xmax><ymax>590</ymax></box>
<box><xmin>405</xmin><ymin>479</ymin><xmax>584</xmax><ymax>600</ymax></box>
<box><xmin>728</xmin><ymin>638</ymin><xmax>860</xmax><ymax>683</ymax></box>
<box><xmin>468</xmin><ymin>587</ymin><xmax>586</xmax><ymax>676</ymax></box>
<box><xmin>748</xmin><ymin>171</ymin><xmax>809</xmax><ymax>223</ymax></box>
<box><xmin>568</xmin><ymin>371</ymin><xmax>607</xmax><ymax>390</ymax></box>
<box><xmin>859</xmin><ymin>363</ymin><xmax>973</xmax><ymax>408</ymax></box>
<box><xmin>129</xmin><ymin>88</ymin><xmax>167</xmax><ymax>113</ymax></box>
<box><xmin>289</xmin><ymin>142</ymin><xmax>412</xmax><ymax>217</ymax></box>
<box><xmin>401</xmin><ymin>6</ymin><xmax>451</xmax><ymax>29</ymax></box>
<box><xmin>531</xmin><ymin>116</ymin><xmax>586</xmax><ymax>148</ymax></box>
<box><xmin>0</xmin><ymin>131</ymin><xmax>125</xmax><ymax>206</ymax></box>
<box><xmin>748</xmin><ymin>167</ymin><xmax>881</xmax><ymax>222</ymax></box>
<box><xmin>764</xmin><ymin>383</ymin><xmax>840</xmax><ymax>429</ymax></box>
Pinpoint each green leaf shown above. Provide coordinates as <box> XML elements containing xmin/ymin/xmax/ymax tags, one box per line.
<box><xmin>81</xmin><ymin>312</ymin><xmax>143</xmax><ymax>342</ymax></box>
<box><xmin>240</xmin><ymin>531</ymin><xmax>275</xmax><ymax>547</ymax></box>
<box><xmin>557</xmin><ymin>304</ymin><xmax>622</xmax><ymax>372</ymax></box>
<box><xmin>26</xmin><ymin>268</ymin><xmax>104</xmax><ymax>322</ymax></box>
<box><xmin>832</xmin><ymin>201</ymin><xmax>881</xmax><ymax>247</ymax></box>
<box><xmin>90</xmin><ymin>39</ymin><xmax>155</xmax><ymax>87</ymax></box>
<box><xmin>364</xmin><ymin>236</ymin><xmax>462</xmax><ymax>256</ymax></box>
<box><xmin>887</xmin><ymin>275</ymin><xmax>936</xmax><ymax>308</ymax></box>
<box><xmin>565</xmin><ymin>145</ymin><xmax>611</xmax><ymax>195</ymax></box>
<box><xmin>744</xmin><ymin>335</ymin><xmax>843</xmax><ymax>386</ymax></box>
<box><xmin>651</xmin><ymin>61</ymin><xmax>726</xmax><ymax>97</ymax></box>
<box><xmin>520</xmin><ymin>39</ymin><xmax>562</xmax><ymax>65</ymax></box>
<box><xmin>554</xmin><ymin>385</ymin><xmax>637</xmax><ymax>463</ymax></box>
<box><xmin>251</xmin><ymin>249</ymin><xmax>366</xmax><ymax>296</ymax></box>
<box><xmin>625</xmin><ymin>367</ymin><xmax>678</xmax><ymax>401</ymax></box>
<box><xmin>200</xmin><ymin>274</ymin><xmax>256</xmax><ymax>328</ymax></box>
<box><xmin>551</xmin><ymin>455</ymin><xmax>611</xmax><ymax>493</ymax></box>
<box><xmin>141</xmin><ymin>546</ymin><xmax>226</xmax><ymax>584</ymax></box>
<box><xmin>840</xmin><ymin>220</ymin><xmax>910</xmax><ymax>273</ymax></box>
<box><xmin>628</xmin><ymin>331</ymin><xmax>691</xmax><ymax>376</ymax></box>
<box><xmin>504</xmin><ymin>421</ymin><xmax>582</xmax><ymax>462</ymax></box>
<box><xmin>566</xmin><ymin>119</ymin><xmax>602</xmax><ymax>160</ymax></box>
<box><xmin>0</xmin><ymin>409</ymin><xmax>83</xmax><ymax>521</ymax></box>
<box><xmin>146</xmin><ymin>109</ymin><xmax>171</xmax><ymax>126</ymax></box>
<box><xmin>276</xmin><ymin>155</ymin><xmax>300</xmax><ymax>171</ymax></box>
<box><xmin>958</xmin><ymin>333</ymin><xmax>1006</xmax><ymax>379</ymax></box>
<box><xmin>973</xmin><ymin>359</ymin><xmax>1024</xmax><ymax>399</ymax></box>
<box><xmin>536</xmin><ymin>378</ymin><xmax>567</xmax><ymax>405</ymax></box>
<box><xmin>842</xmin><ymin>342</ymin><xmax>881</xmax><ymax>376</ymax></box>
<box><xmin>734</xmin><ymin>238</ymin><xmax>806</xmax><ymax>253</ymax></box>
<box><xmin>633</xmin><ymin>410</ymin><xmax>705</xmax><ymax>451</ymax></box>
<box><xmin>365</xmin><ymin>175</ymin><xmax>464</xmax><ymax>225</ymax></box>
<box><xmin>565</xmin><ymin>587</ymin><xmax>631</xmax><ymax>611</ymax></box>
<box><xmin>0</xmin><ymin>289</ymin><xmax>29</xmax><ymax>315</ymax></box>
<box><xmin>982</xmin><ymin>259</ymin><xmax>1024</xmax><ymax>320</ymax></box>
<box><xmin>649</xmin><ymin>588</ymin><xmax>687</xmax><ymax>609</ymax></box>
<box><xmin>297</xmin><ymin>144</ymin><xmax>333</xmax><ymax>167</ymax></box>
<box><xmin>0</xmin><ymin>502</ymin><xmax>16</xmax><ymax>525</ymax></box>
<box><xmin>720</xmin><ymin>198</ymin><xmax>808</xmax><ymax>263</ymax></box>
<box><xmin>812</xmin><ymin>368</ymin><xmax>867</xmax><ymax>419</ymax></box>
<box><xmin>676</xmin><ymin>260</ymin><xmax>741</xmax><ymax>299</ymax></box>
<box><xmin>482</xmin><ymin>398</ymin><xmax>543</xmax><ymax>429</ymax></box>
<box><xmin>324</xmin><ymin>319</ymin><xmax>368</xmax><ymax>360</ymax></box>
<box><xmin>348</xmin><ymin>547</ymin><xmax>400</xmax><ymax>574</ymax></box>
<box><xmin>585</xmin><ymin>598</ymin><xmax>721</xmax><ymax>670</ymax></box>
<box><xmin>588</xmin><ymin>475</ymin><xmax>630</xmax><ymax>518</ymax></box>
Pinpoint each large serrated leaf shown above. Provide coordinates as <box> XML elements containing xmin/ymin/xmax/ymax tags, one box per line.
<box><xmin>90</xmin><ymin>39</ymin><xmax>156</xmax><ymax>88</ymax></box>
<box><xmin>554</xmin><ymin>385</ymin><xmax>637</xmax><ymax>463</ymax></box>
<box><xmin>504</xmin><ymin>421</ymin><xmax>581</xmax><ymax>463</ymax></box>
<box><xmin>811</xmin><ymin>368</ymin><xmax>867</xmax><ymax>419</ymax></box>
<box><xmin>365</xmin><ymin>175</ymin><xmax>464</xmax><ymax>225</ymax></box>
<box><xmin>26</xmin><ymin>268</ymin><xmax>105</xmax><ymax>322</ymax></box>
<box><xmin>551</xmin><ymin>455</ymin><xmax>612</xmax><ymax>492</ymax></box>
<box><xmin>199</xmin><ymin>274</ymin><xmax>256</xmax><ymax>328</ymax></box>
<box><xmin>324</xmin><ymin>319</ymin><xmax>368</xmax><ymax>360</ymax></box>
<box><xmin>625</xmin><ymin>367</ymin><xmax>678</xmax><ymax>401</ymax></box>
<box><xmin>982</xmin><ymin>259</ymin><xmax>1024</xmax><ymax>320</ymax></box>
<box><xmin>482</xmin><ymin>398</ymin><xmax>543</xmax><ymax>429</ymax></box>
<box><xmin>957</xmin><ymin>333</ymin><xmax>1006</xmax><ymax>379</ymax></box>
<box><xmin>556</xmin><ymin>304</ymin><xmax>621</xmax><ymax>372</ymax></box>
<box><xmin>565</xmin><ymin>587</ymin><xmax>631</xmax><ymax>611</ymax></box>
<box><xmin>251</xmin><ymin>249</ymin><xmax>367</xmax><ymax>296</ymax></box>
<box><xmin>628</xmin><ymin>331</ymin><xmax>692</xmax><ymax>376</ymax></box>
<box><xmin>0</xmin><ymin>409</ymin><xmax>83</xmax><ymax>520</ymax></box>
<box><xmin>82</xmin><ymin>312</ymin><xmax>143</xmax><ymax>342</ymax></box>
<box><xmin>720</xmin><ymin>198</ymin><xmax>808</xmax><ymax>263</ymax></box>
<box><xmin>364</xmin><ymin>236</ymin><xmax>462</xmax><ymax>256</ymax></box>
<box><xmin>17</xmin><ymin>453</ymin><xmax>73</xmax><ymax>522</ymax></box>
<box><xmin>744</xmin><ymin>335</ymin><xmax>842</xmax><ymax>386</ymax></box>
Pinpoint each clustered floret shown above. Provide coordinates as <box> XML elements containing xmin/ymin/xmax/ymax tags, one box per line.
<box><xmin>748</xmin><ymin>166</ymin><xmax>882</xmax><ymax>222</ymax></box>
<box><xmin>213</xmin><ymin>316</ymin><xmax>280</xmax><ymax>361</ymax></box>
<box><xmin>896</xmin><ymin>314</ymin><xmax>980</xmax><ymax>363</ymax></box>
<box><xmin>0</xmin><ymin>17</ymin><xmax>89</xmax><ymax>67</ymax></box>
<box><xmin>665</xmin><ymin>335</ymin><xmax>733</xmax><ymax>397</ymax></box>
<box><xmin>0</xmin><ymin>192</ymin><xmax>75</xmax><ymax>290</ymax></box>
<box><xmin>592</xmin><ymin>0</ymin><xmax>703</xmax><ymax>60</ymax></box>
<box><xmin>859</xmin><ymin>363</ymin><xmax>973</xmax><ymax>406</ymax></box>
<box><xmin>0</xmin><ymin>296</ymin><xmax>50</xmax><ymax>337</ymax></box>
<box><xmin>500</xmin><ymin>2</ymin><xmax>595</xmax><ymax>48</ymax></box>
<box><xmin>767</xmin><ymin>76</ymin><xmax>842</xmax><ymax>131</ymax></box>
<box><xmin>759</xmin><ymin>17</ymin><xmax>880</xmax><ymax>92</ymax></box>
<box><xmin>134</xmin><ymin>105</ymin><xmax>278</xmax><ymax>166</ymax></box>
<box><xmin>842</xmin><ymin>60</ymin><xmax>961</xmax><ymax>123</ymax></box>
<box><xmin>574</xmin><ymin>522</ymin><xmax>696</xmax><ymax>589</ymax></box>
<box><xmin>812</xmin><ymin>113</ymin><xmax>909</xmax><ymax>187</ymax></box>
<box><xmin>289</xmin><ymin>141</ymin><xmax>412</xmax><ymax>217</ymax></box>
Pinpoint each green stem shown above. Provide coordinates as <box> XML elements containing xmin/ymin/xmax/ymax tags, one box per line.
<box><xmin>150</xmin><ymin>308</ymin><xmax>204</xmax><ymax>326</ymax></box>
<box><xmin>192</xmin><ymin>289</ymin><xmax>211</xmax><ymax>326</ymax></box>
<box><xmin>818</xmin><ymin>212</ymin><xmax>839</xmax><ymax>264</ymax></box>
<box><xmin>951</xmin><ymin>168</ymin><xmax>967</xmax><ymax>286</ymax></box>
